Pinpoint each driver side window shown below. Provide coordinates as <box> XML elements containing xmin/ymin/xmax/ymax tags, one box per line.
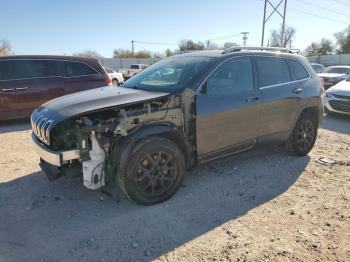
<box><xmin>206</xmin><ymin>57</ymin><xmax>253</xmax><ymax>96</ymax></box>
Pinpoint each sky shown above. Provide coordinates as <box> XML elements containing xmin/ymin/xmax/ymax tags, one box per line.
<box><xmin>1</xmin><ymin>0</ymin><xmax>349</xmax><ymax>57</ymax></box>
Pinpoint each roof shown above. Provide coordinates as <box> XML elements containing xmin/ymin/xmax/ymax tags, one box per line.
<box><xmin>0</xmin><ymin>55</ymin><xmax>98</xmax><ymax>62</ymax></box>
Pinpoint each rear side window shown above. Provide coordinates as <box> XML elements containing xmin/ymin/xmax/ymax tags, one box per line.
<box><xmin>255</xmin><ymin>57</ymin><xmax>291</xmax><ymax>87</ymax></box>
<box><xmin>130</xmin><ymin>64</ymin><xmax>140</xmax><ymax>69</ymax></box>
<box><xmin>286</xmin><ymin>59</ymin><xmax>309</xmax><ymax>80</ymax></box>
<box><xmin>64</xmin><ymin>61</ymin><xmax>98</xmax><ymax>77</ymax></box>
<box><xmin>0</xmin><ymin>59</ymin><xmax>59</xmax><ymax>80</ymax></box>
<box><xmin>0</xmin><ymin>60</ymin><xmax>15</xmax><ymax>80</ymax></box>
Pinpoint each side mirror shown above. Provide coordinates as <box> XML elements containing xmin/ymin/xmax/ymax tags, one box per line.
<box><xmin>200</xmin><ymin>82</ymin><xmax>208</xmax><ymax>95</ymax></box>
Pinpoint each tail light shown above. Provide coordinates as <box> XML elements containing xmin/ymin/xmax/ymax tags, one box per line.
<box><xmin>128</xmin><ymin>70</ymin><xmax>131</xmax><ymax>74</ymax></box>
<box><xmin>320</xmin><ymin>77</ymin><xmax>324</xmax><ymax>87</ymax></box>
<box><xmin>105</xmin><ymin>78</ymin><xmax>112</xmax><ymax>85</ymax></box>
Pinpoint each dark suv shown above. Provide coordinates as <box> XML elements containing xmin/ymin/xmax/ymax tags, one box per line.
<box><xmin>31</xmin><ymin>47</ymin><xmax>323</xmax><ymax>205</ymax></box>
<box><xmin>0</xmin><ymin>55</ymin><xmax>111</xmax><ymax>120</ymax></box>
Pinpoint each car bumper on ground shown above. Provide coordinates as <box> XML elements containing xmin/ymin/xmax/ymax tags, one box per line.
<box><xmin>324</xmin><ymin>95</ymin><xmax>350</xmax><ymax>115</ymax></box>
<box><xmin>31</xmin><ymin>133</ymin><xmax>79</xmax><ymax>166</ymax></box>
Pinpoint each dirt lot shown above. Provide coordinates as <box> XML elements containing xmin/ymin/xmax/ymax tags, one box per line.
<box><xmin>0</xmin><ymin>114</ymin><xmax>349</xmax><ymax>262</ymax></box>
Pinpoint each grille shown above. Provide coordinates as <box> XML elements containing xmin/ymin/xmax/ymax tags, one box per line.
<box><xmin>31</xmin><ymin>109</ymin><xmax>54</xmax><ymax>145</ymax></box>
<box><xmin>333</xmin><ymin>94</ymin><xmax>350</xmax><ymax>100</ymax></box>
<box><xmin>329</xmin><ymin>100</ymin><xmax>350</xmax><ymax>113</ymax></box>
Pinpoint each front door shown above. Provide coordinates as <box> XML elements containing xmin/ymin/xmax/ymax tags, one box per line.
<box><xmin>196</xmin><ymin>56</ymin><xmax>262</xmax><ymax>158</ymax></box>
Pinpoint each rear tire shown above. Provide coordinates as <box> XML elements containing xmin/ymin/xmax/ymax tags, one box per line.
<box><xmin>118</xmin><ymin>137</ymin><xmax>185</xmax><ymax>205</ymax></box>
<box><xmin>286</xmin><ymin>112</ymin><xmax>317</xmax><ymax>156</ymax></box>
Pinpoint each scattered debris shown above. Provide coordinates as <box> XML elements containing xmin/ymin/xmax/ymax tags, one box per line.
<box><xmin>315</xmin><ymin>157</ymin><xmax>337</xmax><ymax>166</ymax></box>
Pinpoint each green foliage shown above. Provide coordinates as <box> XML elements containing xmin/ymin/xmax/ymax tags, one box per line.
<box><xmin>165</xmin><ymin>48</ymin><xmax>174</xmax><ymax>57</ymax></box>
<box><xmin>179</xmin><ymin>39</ymin><xmax>205</xmax><ymax>51</ymax></box>
<box><xmin>223</xmin><ymin>42</ymin><xmax>238</xmax><ymax>48</ymax></box>
<box><xmin>334</xmin><ymin>25</ymin><xmax>350</xmax><ymax>54</ymax></box>
<box><xmin>113</xmin><ymin>48</ymin><xmax>151</xmax><ymax>58</ymax></box>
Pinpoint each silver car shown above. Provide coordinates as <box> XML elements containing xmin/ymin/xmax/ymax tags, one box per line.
<box><xmin>324</xmin><ymin>77</ymin><xmax>350</xmax><ymax>115</ymax></box>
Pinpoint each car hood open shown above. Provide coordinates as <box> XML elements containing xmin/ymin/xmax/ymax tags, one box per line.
<box><xmin>34</xmin><ymin>85</ymin><xmax>170</xmax><ymax>124</ymax></box>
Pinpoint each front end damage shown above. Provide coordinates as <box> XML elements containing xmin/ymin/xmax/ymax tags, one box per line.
<box><xmin>31</xmin><ymin>95</ymin><xmax>186</xmax><ymax>190</ymax></box>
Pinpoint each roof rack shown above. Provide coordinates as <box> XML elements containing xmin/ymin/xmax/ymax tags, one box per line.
<box><xmin>222</xmin><ymin>46</ymin><xmax>294</xmax><ymax>54</ymax></box>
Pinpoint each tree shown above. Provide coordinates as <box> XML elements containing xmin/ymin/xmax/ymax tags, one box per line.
<box><xmin>165</xmin><ymin>48</ymin><xmax>174</xmax><ymax>57</ymax></box>
<box><xmin>135</xmin><ymin>50</ymin><xmax>151</xmax><ymax>58</ymax></box>
<box><xmin>223</xmin><ymin>42</ymin><xmax>238</xmax><ymax>48</ymax></box>
<box><xmin>113</xmin><ymin>48</ymin><xmax>134</xmax><ymax>58</ymax></box>
<box><xmin>269</xmin><ymin>24</ymin><xmax>296</xmax><ymax>47</ymax></box>
<box><xmin>179</xmin><ymin>39</ymin><xmax>205</xmax><ymax>51</ymax></box>
<box><xmin>334</xmin><ymin>25</ymin><xmax>350</xmax><ymax>54</ymax></box>
<box><xmin>305</xmin><ymin>38</ymin><xmax>334</xmax><ymax>56</ymax></box>
<box><xmin>0</xmin><ymin>39</ymin><xmax>12</xmax><ymax>56</ymax></box>
<box><xmin>72</xmin><ymin>50</ymin><xmax>102</xmax><ymax>58</ymax></box>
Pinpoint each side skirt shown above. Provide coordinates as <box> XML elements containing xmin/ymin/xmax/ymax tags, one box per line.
<box><xmin>198</xmin><ymin>139</ymin><xmax>256</xmax><ymax>164</ymax></box>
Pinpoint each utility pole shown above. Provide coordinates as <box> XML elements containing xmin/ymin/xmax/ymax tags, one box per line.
<box><xmin>206</xmin><ymin>40</ymin><xmax>210</xmax><ymax>49</ymax></box>
<box><xmin>281</xmin><ymin>0</ymin><xmax>287</xmax><ymax>47</ymax></box>
<box><xmin>261</xmin><ymin>0</ymin><xmax>287</xmax><ymax>47</ymax></box>
<box><xmin>131</xmin><ymin>40</ymin><xmax>135</xmax><ymax>55</ymax></box>
<box><xmin>241</xmin><ymin>32</ymin><xmax>249</xmax><ymax>46</ymax></box>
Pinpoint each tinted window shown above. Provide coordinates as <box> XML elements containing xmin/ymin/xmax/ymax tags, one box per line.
<box><xmin>16</xmin><ymin>60</ymin><xmax>60</xmax><ymax>79</ymax></box>
<box><xmin>206</xmin><ymin>57</ymin><xmax>253</xmax><ymax>95</ymax></box>
<box><xmin>64</xmin><ymin>61</ymin><xmax>98</xmax><ymax>77</ymax></box>
<box><xmin>0</xmin><ymin>59</ymin><xmax>59</xmax><ymax>80</ymax></box>
<box><xmin>287</xmin><ymin>59</ymin><xmax>309</xmax><ymax>80</ymax></box>
<box><xmin>130</xmin><ymin>64</ymin><xmax>140</xmax><ymax>69</ymax></box>
<box><xmin>256</xmin><ymin>57</ymin><xmax>291</xmax><ymax>87</ymax></box>
<box><xmin>0</xmin><ymin>60</ymin><xmax>15</xmax><ymax>80</ymax></box>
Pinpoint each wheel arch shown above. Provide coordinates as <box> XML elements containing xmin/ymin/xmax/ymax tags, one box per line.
<box><xmin>110</xmin><ymin>123</ymin><xmax>192</xmax><ymax>177</ymax></box>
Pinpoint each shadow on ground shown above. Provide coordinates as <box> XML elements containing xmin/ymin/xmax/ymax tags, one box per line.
<box><xmin>0</xmin><ymin>147</ymin><xmax>309</xmax><ymax>262</ymax></box>
<box><xmin>321</xmin><ymin>113</ymin><xmax>350</xmax><ymax>135</ymax></box>
<box><xmin>0</xmin><ymin>118</ymin><xmax>31</xmax><ymax>134</ymax></box>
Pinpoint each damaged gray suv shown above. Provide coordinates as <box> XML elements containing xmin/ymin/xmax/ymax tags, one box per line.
<box><xmin>31</xmin><ymin>47</ymin><xmax>323</xmax><ymax>205</ymax></box>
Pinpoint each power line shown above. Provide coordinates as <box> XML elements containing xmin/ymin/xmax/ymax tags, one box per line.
<box><xmin>208</xmin><ymin>33</ymin><xmax>241</xmax><ymax>41</ymax></box>
<box><xmin>133</xmin><ymin>40</ymin><xmax>177</xmax><ymax>46</ymax></box>
<box><xmin>288</xmin><ymin>7</ymin><xmax>349</xmax><ymax>25</ymax></box>
<box><xmin>332</xmin><ymin>0</ymin><xmax>350</xmax><ymax>8</ymax></box>
<box><xmin>295</xmin><ymin>0</ymin><xmax>350</xmax><ymax>18</ymax></box>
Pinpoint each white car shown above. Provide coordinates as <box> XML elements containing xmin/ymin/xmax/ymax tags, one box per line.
<box><xmin>104</xmin><ymin>67</ymin><xmax>124</xmax><ymax>85</ymax></box>
<box><xmin>324</xmin><ymin>78</ymin><xmax>350</xmax><ymax>115</ymax></box>
<box><xmin>318</xmin><ymin>66</ymin><xmax>350</xmax><ymax>90</ymax></box>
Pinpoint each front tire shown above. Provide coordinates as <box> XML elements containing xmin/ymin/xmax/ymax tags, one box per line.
<box><xmin>118</xmin><ymin>137</ymin><xmax>186</xmax><ymax>205</ymax></box>
<box><xmin>287</xmin><ymin>112</ymin><xmax>317</xmax><ymax>156</ymax></box>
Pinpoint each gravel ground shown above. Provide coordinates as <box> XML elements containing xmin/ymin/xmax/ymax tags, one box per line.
<box><xmin>0</xmin><ymin>114</ymin><xmax>349</xmax><ymax>262</ymax></box>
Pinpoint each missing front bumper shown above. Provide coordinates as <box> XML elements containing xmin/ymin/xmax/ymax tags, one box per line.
<box><xmin>31</xmin><ymin>133</ymin><xmax>79</xmax><ymax>166</ymax></box>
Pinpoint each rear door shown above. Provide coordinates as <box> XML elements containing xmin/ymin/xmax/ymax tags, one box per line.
<box><xmin>63</xmin><ymin>61</ymin><xmax>105</xmax><ymax>93</ymax></box>
<box><xmin>12</xmin><ymin>59</ymin><xmax>64</xmax><ymax>116</ymax></box>
<box><xmin>196</xmin><ymin>56</ymin><xmax>262</xmax><ymax>157</ymax></box>
<box><xmin>255</xmin><ymin>56</ymin><xmax>309</xmax><ymax>137</ymax></box>
<box><xmin>0</xmin><ymin>60</ymin><xmax>18</xmax><ymax>119</ymax></box>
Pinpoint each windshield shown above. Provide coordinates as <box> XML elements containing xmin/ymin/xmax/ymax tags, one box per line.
<box><xmin>124</xmin><ymin>56</ymin><xmax>215</xmax><ymax>92</ymax></box>
<box><xmin>324</xmin><ymin>67</ymin><xmax>349</xmax><ymax>74</ymax></box>
<box><xmin>311</xmin><ymin>64</ymin><xmax>324</xmax><ymax>73</ymax></box>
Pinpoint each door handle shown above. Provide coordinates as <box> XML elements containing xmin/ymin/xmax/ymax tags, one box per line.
<box><xmin>292</xmin><ymin>88</ymin><xmax>303</xmax><ymax>94</ymax></box>
<box><xmin>245</xmin><ymin>96</ymin><xmax>259</xmax><ymax>102</ymax></box>
<box><xmin>16</xmin><ymin>86</ymin><xmax>28</xmax><ymax>91</ymax></box>
<box><xmin>1</xmin><ymin>88</ymin><xmax>15</xmax><ymax>92</ymax></box>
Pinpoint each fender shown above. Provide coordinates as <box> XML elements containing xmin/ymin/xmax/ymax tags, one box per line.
<box><xmin>109</xmin><ymin>123</ymin><xmax>193</xmax><ymax>182</ymax></box>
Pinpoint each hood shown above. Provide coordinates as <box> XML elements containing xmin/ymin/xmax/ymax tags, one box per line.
<box><xmin>317</xmin><ymin>73</ymin><xmax>346</xmax><ymax>79</ymax></box>
<box><xmin>326</xmin><ymin>80</ymin><xmax>350</xmax><ymax>96</ymax></box>
<box><xmin>34</xmin><ymin>85</ymin><xmax>170</xmax><ymax>124</ymax></box>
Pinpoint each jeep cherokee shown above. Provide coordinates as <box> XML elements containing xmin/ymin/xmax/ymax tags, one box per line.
<box><xmin>31</xmin><ymin>47</ymin><xmax>323</xmax><ymax>205</ymax></box>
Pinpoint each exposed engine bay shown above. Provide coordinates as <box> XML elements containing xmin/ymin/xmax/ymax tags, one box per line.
<box><xmin>46</xmin><ymin>96</ymin><xmax>185</xmax><ymax>190</ymax></box>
